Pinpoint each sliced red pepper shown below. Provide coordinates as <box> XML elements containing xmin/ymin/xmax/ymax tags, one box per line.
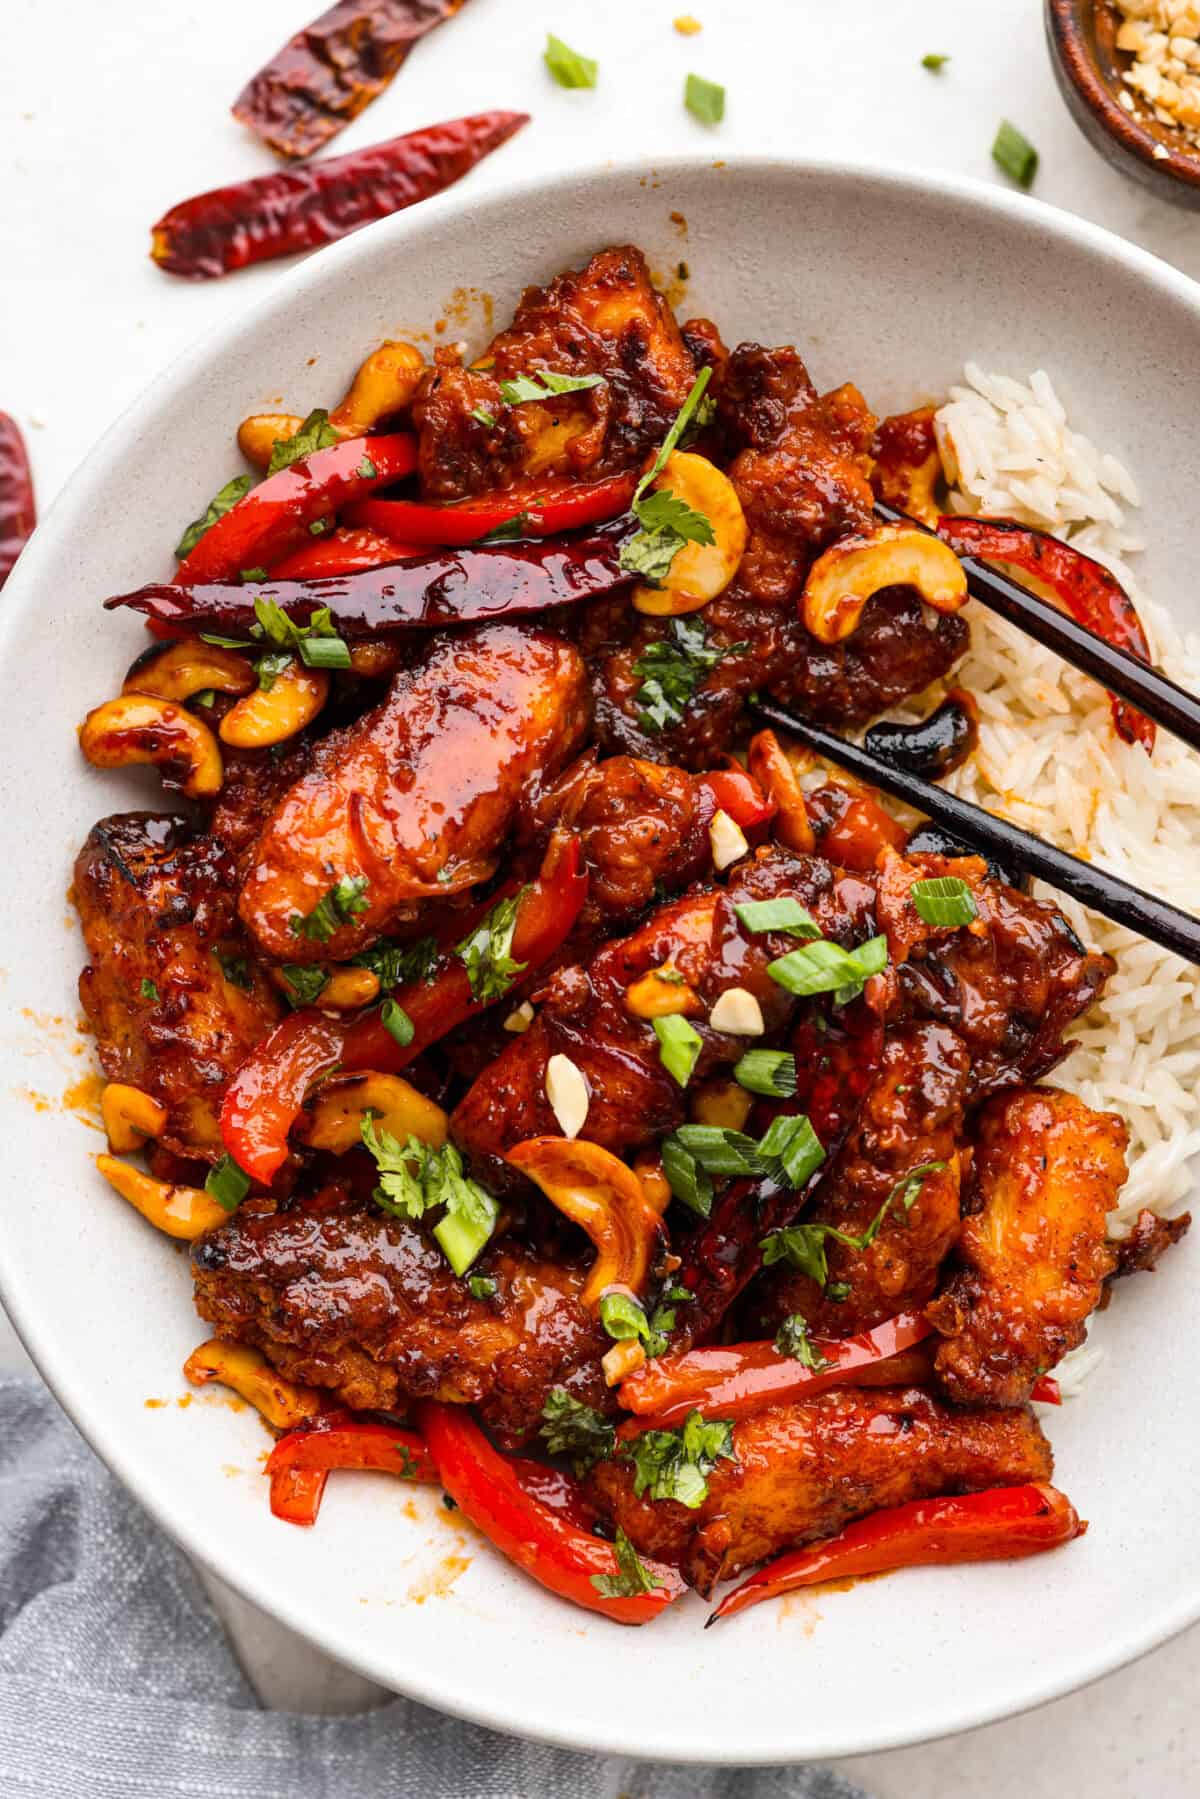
<box><xmin>416</xmin><ymin>1400</ymin><xmax>684</xmax><ymax>1625</ymax></box>
<box><xmin>268</xmin><ymin>525</ymin><xmax>422</xmax><ymax>580</ymax></box>
<box><xmin>341</xmin><ymin>832</ymin><xmax>588</xmax><ymax>1073</ymax></box>
<box><xmin>619</xmin><ymin>1312</ymin><xmax>932</xmax><ymax>1429</ymax></box>
<box><xmin>176</xmin><ymin>433</ymin><xmax>417</xmax><ymax>585</ymax></box>
<box><xmin>807</xmin><ymin>782</ymin><xmax>908</xmax><ymax>873</ymax></box>
<box><xmin>267</xmin><ymin>1409</ymin><xmax>434</xmax><ymax>1524</ymax></box>
<box><xmin>695</xmin><ymin>765</ymin><xmax>775</xmax><ymax>832</ymax></box>
<box><xmin>937</xmin><ymin>514</ymin><xmax>1155</xmax><ymax>752</ymax></box>
<box><xmin>347</xmin><ymin>473</ymin><xmax>638</xmax><ymax>546</ymax></box>
<box><xmin>233</xmin><ymin>0</ymin><xmax>476</xmax><ymax>161</ymax></box>
<box><xmin>268</xmin><ymin>1465</ymin><xmax>329</xmax><ymax>1527</ymax></box>
<box><xmin>109</xmin><ymin>521</ymin><xmax>636</xmax><ymax>635</ymax></box>
<box><xmin>0</xmin><ymin>412</ymin><xmax>36</xmax><ymax>590</ymax></box>
<box><xmin>1031</xmin><ymin>1374</ymin><xmax>1061</xmax><ymax>1405</ymax></box>
<box><xmin>220</xmin><ymin>1009</ymin><xmax>345</xmax><ymax>1185</ymax></box>
<box><xmin>151</xmin><ymin>112</ymin><xmax>529</xmax><ymax>279</ymax></box>
<box><xmin>708</xmin><ymin>1483</ymin><xmax>1085</xmax><ymax>1625</ymax></box>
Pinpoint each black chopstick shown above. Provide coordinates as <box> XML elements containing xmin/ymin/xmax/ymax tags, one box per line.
<box><xmin>874</xmin><ymin>501</ymin><xmax>1200</xmax><ymax>755</ymax></box>
<box><xmin>749</xmin><ymin>698</ymin><xmax>1200</xmax><ymax>969</ymax></box>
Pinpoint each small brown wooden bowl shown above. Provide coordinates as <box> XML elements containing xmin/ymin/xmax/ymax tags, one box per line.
<box><xmin>1046</xmin><ymin>0</ymin><xmax>1200</xmax><ymax>207</ymax></box>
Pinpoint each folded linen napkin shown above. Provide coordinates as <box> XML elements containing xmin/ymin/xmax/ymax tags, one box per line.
<box><xmin>0</xmin><ymin>1376</ymin><xmax>869</xmax><ymax>1799</ymax></box>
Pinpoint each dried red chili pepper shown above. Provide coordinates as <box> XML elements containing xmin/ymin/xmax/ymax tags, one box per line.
<box><xmin>106</xmin><ymin>522</ymin><xmax>636</xmax><ymax>634</ymax></box>
<box><xmin>150</xmin><ymin>111</ymin><xmax>528</xmax><ymax>280</ymax></box>
<box><xmin>0</xmin><ymin>413</ymin><xmax>35</xmax><ymax>590</ymax></box>
<box><xmin>234</xmin><ymin>0</ymin><xmax>474</xmax><ymax>160</ymax></box>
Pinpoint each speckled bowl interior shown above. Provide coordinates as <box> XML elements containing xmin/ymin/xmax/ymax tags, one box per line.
<box><xmin>1</xmin><ymin>156</ymin><xmax>1198</xmax><ymax>1764</ymax></box>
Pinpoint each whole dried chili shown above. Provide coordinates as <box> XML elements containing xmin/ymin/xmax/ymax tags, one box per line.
<box><xmin>150</xmin><ymin>111</ymin><xmax>528</xmax><ymax>280</ymax></box>
<box><xmin>0</xmin><ymin>413</ymin><xmax>35</xmax><ymax>590</ymax></box>
<box><xmin>106</xmin><ymin>521</ymin><xmax>637</xmax><ymax>635</ymax></box>
<box><xmin>234</xmin><ymin>0</ymin><xmax>474</xmax><ymax>160</ymax></box>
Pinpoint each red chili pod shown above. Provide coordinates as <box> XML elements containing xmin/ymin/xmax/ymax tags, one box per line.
<box><xmin>0</xmin><ymin>413</ymin><xmax>35</xmax><ymax>590</ymax></box>
<box><xmin>150</xmin><ymin>111</ymin><xmax>529</xmax><ymax>280</ymax></box>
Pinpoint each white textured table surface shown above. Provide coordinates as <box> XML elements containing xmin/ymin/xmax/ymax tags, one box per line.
<box><xmin>6</xmin><ymin>0</ymin><xmax>1200</xmax><ymax>1790</ymax></box>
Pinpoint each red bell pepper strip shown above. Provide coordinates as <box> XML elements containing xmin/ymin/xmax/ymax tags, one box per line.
<box><xmin>220</xmin><ymin>1009</ymin><xmax>345</xmax><ymax>1185</ymax></box>
<box><xmin>151</xmin><ymin>112</ymin><xmax>529</xmax><ymax>279</ymax></box>
<box><xmin>695</xmin><ymin>765</ymin><xmax>775</xmax><ymax>832</ymax></box>
<box><xmin>176</xmin><ymin>434</ymin><xmax>417</xmax><ymax>585</ymax></box>
<box><xmin>268</xmin><ymin>525</ymin><xmax>422</xmax><ymax>580</ymax></box>
<box><xmin>937</xmin><ymin>514</ymin><xmax>1156</xmax><ymax>752</ymax></box>
<box><xmin>267</xmin><ymin>1410</ymin><xmax>435</xmax><ymax>1525</ymax></box>
<box><xmin>347</xmin><ymin>473</ymin><xmax>638</xmax><ymax>547</ymax></box>
<box><xmin>0</xmin><ymin>413</ymin><xmax>35</xmax><ymax>591</ymax></box>
<box><xmin>708</xmin><ymin>1483</ymin><xmax>1086</xmax><ymax>1625</ymax></box>
<box><xmin>341</xmin><ymin>831</ymin><xmax>588</xmax><ymax>1073</ymax></box>
<box><xmin>416</xmin><ymin>1400</ymin><xmax>685</xmax><ymax>1625</ymax></box>
<box><xmin>619</xmin><ymin>1312</ymin><xmax>932</xmax><ymax>1430</ymax></box>
<box><xmin>1031</xmin><ymin>1374</ymin><xmax>1061</xmax><ymax>1405</ymax></box>
<box><xmin>268</xmin><ymin>1465</ymin><xmax>329</xmax><ymax>1527</ymax></box>
<box><xmin>108</xmin><ymin>521</ymin><xmax>637</xmax><ymax>635</ymax></box>
<box><xmin>806</xmin><ymin>782</ymin><xmax>908</xmax><ymax>873</ymax></box>
<box><xmin>233</xmin><ymin>0</ymin><xmax>477</xmax><ymax>161</ymax></box>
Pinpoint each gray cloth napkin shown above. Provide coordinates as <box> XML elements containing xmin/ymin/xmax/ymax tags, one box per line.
<box><xmin>0</xmin><ymin>1376</ymin><xmax>869</xmax><ymax>1799</ymax></box>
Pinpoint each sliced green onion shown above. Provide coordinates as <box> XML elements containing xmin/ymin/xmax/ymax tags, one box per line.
<box><xmin>733</xmin><ymin>1049</ymin><xmax>797</xmax><ymax>1098</ymax></box>
<box><xmin>673</xmin><ymin>1124</ymin><xmax>763</xmax><ymax>1176</ymax></box>
<box><xmin>544</xmin><ymin>31</ymin><xmax>598</xmax><ymax>88</ymax></box>
<box><xmin>599</xmin><ymin>1291</ymin><xmax>650</xmax><ymax>1343</ymax></box>
<box><xmin>653</xmin><ymin>1014</ymin><xmax>703</xmax><ymax>1087</ymax></box>
<box><xmin>766</xmin><ymin>934</ymin><xmax>887</xmax><ymax>1001</ymax></box>
<box><xmin>734</xmin><ymin>897</ymin><xmax>820</xmax><ymax>939</ymax></box>
<box><xmin>471</xmin><ymin>406</ymin><xmax>497</xmax><ymax>429</ymax></box>
<box><xmin>993</xmin><ymin>120</ymin><xmax>1038</xmax><ymax>189</ymax></box>
<box><xmin>434</xmin><ymin>1192</ymin><xmax>498</xmax><ymax>1276</ymax></box>
<box><xmin>757</xmin><ymin>1113</ymin><xmax>825</xmax><ymax>1189</ymax></box>
<box><xmin>922</xmin><ymin>52</ymin><xmax>949</xmax><ymax>70</ymax></box>
<box><xmin>685</xmin><ymin>72</ymin><xmax>725</xmax><ymax>125</ymax></box>
<box><xmin>380</xmin><ymin>998</ymin><xmax>415</xmax><ymax>1048</ymax></box>
<box><xmin>468</xmin><ymin>1275</ymin><xmax>497</xmax><ymax>1300</ymax></box>
<box><xmin>660</xmin><ymin>1136</ymin><xmax>713</xmax><ymax>1218</ymax></box>
<box><xmin>205</xmin><ymin>1153</ymin><xmax>251</xmax><ymax>1213</ymax></box>
<box><xmin>357</xmin><ymin>454</ymin><xmax>378</xmax><ymax>480</ymax></box>
<box><xmin>910</xmin><ymin>875</ymin><xmax>979</xmax><ymax>928</ymax></box>
<box><xmin>140</xmin><ymin>978</ymin><xmax>159</xmax><ymax>1002</ymax></box>
<box><xmin>240</xmin><ymin>566</ymin><xmax>268</xmax><ymax>583</ymax></box>
<box><xmin>299</xmin><ymin>634</ymin><xmax>352</xmax><ymax>671</ymax></box>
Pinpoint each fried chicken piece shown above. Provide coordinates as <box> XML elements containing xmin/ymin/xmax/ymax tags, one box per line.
<box><xmin>209</xmin><ymin>739</ymin><xmax>315</xmax><ymax>882</ymax></box>
<box><xmin>927</xmin><ymin>1089</ymin><xmax>1127</xmax><ymax>1405</ymax></box>
<box><xmin>191</xmin><ymin>1184</ymin><xmax>608</xmax><ymax>1448</ymax></box>
<box><xmin>238</xmin><ymin>625</ymin><xmax>589</xmax><ymax>962</ymax></box>
<box><xmin>414</xmin><ymin>245</ymin><xmax>700</xmax><ymax>499</ymax></box>
<box><xmin>1105</xmin><ymin>1206</ymin><xmax>1192</xmax><ymax>1294</ymax></box>
<box><xmin>588</xmin><ymin>1386</ymin><xmax>1053</xmax><ymax>1594</ymax></box>
<box><xmin>74</xmin><ymin>814</ymin><xmax>281</xmax><ymax>1159</ymax></box>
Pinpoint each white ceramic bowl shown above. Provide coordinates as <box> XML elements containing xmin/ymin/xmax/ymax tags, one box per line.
<box><xmin>2</xmin><ymin>156</ymin><xmax>1197</xmax><ymax>1765</ymax></box>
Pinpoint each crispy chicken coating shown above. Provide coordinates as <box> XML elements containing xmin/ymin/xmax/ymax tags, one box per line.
<box><xmin>238</xmin><ymin>625</ymin><xmax>590</xmax><ymax>962</ymax></box>
<box><xmin>589</xmin><ymin>1385</ymin><xmax>1053</xmax><ymax>1594</ymax></box>
<box><xmin>75</xmin><ymin>814</ymin><xmax>281</xmax><ymax>1159</ymax></box>
<box><xmin>927</xmin><ymin>1089</ymin><xmax>1127</xmax><ymax>1406</ymax></box>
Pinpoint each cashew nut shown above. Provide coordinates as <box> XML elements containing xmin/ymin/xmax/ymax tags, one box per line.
<box><xmin>322</xmin><ymin>967</ymin><xmax>382</xmax><ymax>1010</ymax></box>
<box><xmin>348</xmin><ymin>640</ymin><xmax>404</xmax><ymax>680</ymax></box>
<box><xmin>633</xmin><ymin>451</ymin><xmax>747</xmax><ymax>617</ymax></box>
<box><xmin>690</xmin><ymin>1078</ymin><xmax>755</xmax><ymax>1132</ymax></box>
<box><xmin>304</xmin><ymin>1072</ymin><xmax>448</xmax><ymax>1155</ymax></box>
<box><xmin>95</xmin><ymin>1154</ymin><xmax>229</xmax><ymax>1240</ymax></box>
<box><xmin>625</xmin><ymin>966</ymin><xmax>701</xmax><ymax>1020</ymax></box>
<box><xmin>330</xmin><ymin>340</ymin><xmax>425</xmax><ymax>434</ymax></box>
<box><xmin>79</xmin><ymin>694</ymin><xmax>223</xmax><ymax>798</ymax></box>
<box><xmin>506</xmin><ymin>1137</ymin><xmax>666</xmax><ymax>1307</ymax></box>
<box><xmin>183</xmin><ymin>1338</ymin><xmax>320</xmax><ymax>1429</ymax></box>
<box><xmin>101</xmin><ymin>1083</ymin><xmax>167</xmax><ymax>1153</ymax></box>
<box><xmin>237</xmin><ymin>413</ymin><xmax>305</xmax><ymax>470</ymax></box>
<box><xmin>122</xmin><ymin>636</ymin><xmax>255</xmax><ymax>705</ymax></box>
<box><xmin>218</xmin><ymin>660</ymin><xmax>329</xmax><ymax>749</ymax></box>
<box><xmin>802</xmin><ymin>524</ymin><xmax>967</xmax><ymax>645</ymax></box>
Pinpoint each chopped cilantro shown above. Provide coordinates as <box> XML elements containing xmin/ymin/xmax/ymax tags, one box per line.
<box><xmin>591</xmin><ymin>1528</ymin><xmax>656</xmax><ymax>1598</ymax></box>
<box><xmin>632</xmin><ymin>616</ymin><xmax>742</xmax><ymax>733</ymax></box>
<box><xmin>774</xmin><ymin>1313</ymin><xmax>833</xmax><ymax>1370</ymax></box>
<box><xmin>540</xmin><ymin>1388</ymin><xmax>617</xmax><ymax>1475</ymax></box>
<box><xmin>279</xmin><ymin>963</ymin><xmax>329</xmax><ymax>1007</ymax></box>
<box><xmin>175</xmin><ymin>474</ymin><xmax>252</xmax><ymax>560</ymax></box>
<box><xmin>356</xmin><ymin>453</ymin><xmax>378</xmax><ymax>480</ymax></box>
<box><xmin>619</xmin><ymin>1410</ymin><xmax>735</xmax><ymax>1509</ymax></box>
<box><xmin>359</xmin><ymin>1116</ymin><xmax>499</xmax><ymax>1273</ymax></box>
<box><xmin>251</xmin><ymin>596</ymin><xmax>351</xmax><ymax>671</ymax></box>
<box><xmin>498</xmin><ymin>368</ymin><xmax>605</xmax><ymax>405</ymax></box>
<box><xmin>456</xmin><ymin>889</ymin><xmax>529</xmax><ymax>1004</ymax></box>
<box><xmin>214</xmin><ymin>949</ymin><xmax>251</xmax><ymax>991</ymax></box>
<box><xmin>353</xmin><ymin>935</ymin><xmax>439</xmax><ymax>991</ymax></box>
<box><xmin>266</xmin><ymin>409</ymin><xmax>339</xmax><ymax>476</ymax></box>
<box><xmin>619</xmin><ymin>369</ymin><xmax>716</xmax><ymax>583</ymax></box>
<box><xmin>761</xmin><ymin>1161</ymin><xmax>945</xmax><ymax>1286</ymax></box>
<box><xmin>140</xmin><ymin>978</ymin><xmax>159</xmax><ymax>1002</ymax></box>
<box><xmin>289</xmin><ymin>875</ymin><xmax>370</xmax><ymax>944</ymax></box>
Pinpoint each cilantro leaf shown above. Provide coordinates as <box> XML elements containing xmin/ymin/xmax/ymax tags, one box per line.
<box><xmin>761</xmin><ymin>1161</ymin><xmax>945</xmax><ymax>1285</ymax></box>
<box><xmin>540</xmin><ymin>1388</ymin><xmax>617</xmax><ymax>1475</ymax></box>
<box><xmin>360</xmin><ymin>1116</ymin><xmax>428</xmax><ymax>1219</ymax></box>
<box><xmin>279</xmin><ymin>963</ymin><xmax>329</xmax><ymax>1007</ymax></box>
<box><xmin>175</xmin><ymin>474</ymin><xmax>252</xmax><ymax>560</ymax></box>
<box><xmin>774</xmin><ymin>1313</ymin><xmax>834</xmax><ymax>1370</ymax></box>
<box><xmin>266</xmin><ymin>409</ymin><xmax>339</xmax><ymax>477</ymax></box>
<box><xmin>631</xmin><ymin>616</ymin><xmax>742</xmax><ymax>734</ymax></box>
<box><xmin>498</xmin><ymin>369</ymin><xmax>604</xmax><ymax>405</ymax></box>
<box><xmin>591</xmin><ymin>1528</ymin><xmax>657</xmax><ymax>1599</ymax></box>
<box><xmin>359</xmin><ymin>1119</ymin><xmax>499</xmax><ymax>1272</ymax></box>
<box><xmin>619</xmin><ymin>369</ymin><xmax>717</xmax><ymax>585</ymax></box>
<box><xmin>288</xmin><ymin>875</ymin><xmax>369</xmax><ymax>943</ymax></box>
<box><xmin>456</xmin><ymin>888</ymin><xmax>529</xmax><ymax>1004</ymax></box>
<box><xmin>619</xmin><ymin>1410</ymin><xmax>735</xmax><ymax>1509</ymax></box>
<box><xmin>353</xmin><ymin>935</ymin><xmax>439</xmax><ymax>991</ymax></box>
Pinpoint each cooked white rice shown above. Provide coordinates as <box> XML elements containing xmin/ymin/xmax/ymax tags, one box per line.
<box><xmin>916</xmin><ymin>365</ymin><xmax>1200</xmax><ymax>1235</ymax></box>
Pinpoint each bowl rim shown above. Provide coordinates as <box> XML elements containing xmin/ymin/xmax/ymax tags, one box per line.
<box><xmin>6</xmin><ymin>148</ymin><xmax>1200</xmax><ymax>1764</ymax></box>
<box><xmin>1046</xmin><ymin>0</ymin><xmax>1200</xmax><ymax>192</ymax></box>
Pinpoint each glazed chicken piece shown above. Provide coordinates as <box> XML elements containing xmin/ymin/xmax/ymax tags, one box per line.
<box><xmin>414</xmin><ymin>245</ymin><xmax>702</xmax><ymax>500</ymax></box>
<box><xmin>1106</xmin><ymin>1206</ymin><xmax>1191</xmax><ymax>1288</ymax></box>
<box><xmin>587</xmin><ymin>345</ymin><xmax>968</xmax><ymax>767</ymax></box>
<box><xmin>209</xmin><ymin>739</ymin><xmax>315</xmax><ymax>882</ymax></box>
<box><xmin>75</xmin><ymin>814</ymin><xmax>281</xmax><ymax>1159</ymax></box>
<box><xmin>450</xmin><ymin>846</ymin><xmax>879</xmax><ymax>1189</ymax></box>
<box><xmin>238</xmin><ymin>625</ymin><xmax>589</xmax><ymax>962</ymax></box>
<box><xmin>927</xmin><ymin>1089</ymin><xmax>1128</xmax><ymax>1406</ymax></box>
<box><xmin>192</xmin><ymin>1183</ymin><xmax>608</xmax><ymax>1448</ymax></box>
<box><xmin>588</xmin><ymin>1385</ymin><xmax>1053</xmax><ymax>1594</ymax></box>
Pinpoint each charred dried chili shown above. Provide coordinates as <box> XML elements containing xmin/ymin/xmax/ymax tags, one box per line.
<box><xmin>109</xmin><ymin>521</ymin><xmax>637</xmax><ymax>635</ymax></box>
<box><xmin>937</xmin><ymin>514</ymin><xmax>1156</xmax><ymax>752</ymax></box>
<box><xmin>0</xmin><ymin>413</ymin><xmax>35</xmax><ymax>590</ymax></box>
<box><xmin>151</xmin><ymin>111</ymin><xmax>528</xmax><ymax>280</ymax></box>
<box><xmin>416</xmin><ymin>1400</ymin><xmax>685</xmax><ymax>1625</ymax></box>
<box><xmin>234</xmin><ymin>0</ymin><xmax>475</xmax><ymax>160</ymax></box>
<box><xmin>347</xmin><ymin>472</ymin><xmax>638</xmax><ymax>546</ymax></box>
<box><xmin>176</xmin><ymin>434</ymin><xmax>417</xmax><ymax>584</ymax></box>
<box><xmin>707</xmin><ymin>1484</ymin><xmax>1085</xmax><ymax>1625</ymax></box>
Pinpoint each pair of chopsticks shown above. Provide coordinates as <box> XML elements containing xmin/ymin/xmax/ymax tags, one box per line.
<box><xmin>750</xmin><ymin>508</ymin><xmax>1200</xmax><ymax>968</ymax></box>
